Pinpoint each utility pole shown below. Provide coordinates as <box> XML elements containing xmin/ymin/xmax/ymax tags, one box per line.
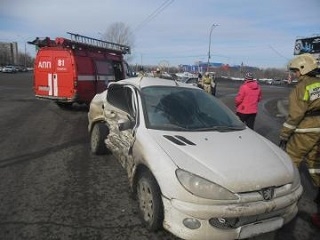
<box><xmin>24</xmin><ymin>42</ymin><xmax>27</xmax><ymax>68</ymax></box>
<box><xmin>17</xmin><ymin>35</ymin><xmax>28</xmax><ymax>67</ymax></box>
<box><xmin>206</xmin><ymin>23</ymin><xmax>219</xmax><ymax>72</ymax></box>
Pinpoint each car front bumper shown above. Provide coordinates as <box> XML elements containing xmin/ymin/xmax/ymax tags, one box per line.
<box><xmin>162</xmin><ymin>184</ymin><xmax>303</xmax><ymax>240</ymax></box>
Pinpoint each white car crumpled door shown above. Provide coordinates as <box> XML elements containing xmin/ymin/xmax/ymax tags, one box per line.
<box><xmin>104</xmin><ymin>85</ymin><xmax>138</xmax><ymax>175</ymax></box>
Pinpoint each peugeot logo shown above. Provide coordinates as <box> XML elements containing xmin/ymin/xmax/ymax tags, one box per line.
<box><xmin>260</xmin><ymin>187</ymin><xmax>274</xmax><ymax>201</ymax></box>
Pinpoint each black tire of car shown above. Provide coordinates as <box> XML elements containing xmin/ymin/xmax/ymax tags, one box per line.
<box><xmin>90</xmin><ymin>122</ymin><xmax>108</xmax><ymax>155</ymax></box>
<box><xmin>136</xmin><ymin>170</ymin><xmax>164</xmax><ymax>232</ymax></box>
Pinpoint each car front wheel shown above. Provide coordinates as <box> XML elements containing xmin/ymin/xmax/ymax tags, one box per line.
<box><xmin>90</xmin><ymin>122</ymin><xmax>108</xmax><ymax>155</ymax></box>
<box><xmin>136</xmin><ymin>171</ymin><xmax>163</xmax><ymax>231</ymax></box>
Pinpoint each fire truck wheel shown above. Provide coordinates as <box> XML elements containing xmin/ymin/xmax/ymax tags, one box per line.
<box><xmin>90</xmin><ymin>122</ymin><xmax>109</xmax><ymax>155</ymax></box>
<box><xmin>56</xmin><ymin>102</ymin><xmax>73</xmax><ymax>109</ymax></box>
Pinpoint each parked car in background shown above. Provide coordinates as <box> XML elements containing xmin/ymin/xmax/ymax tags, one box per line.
<box><xmin>180</xmin><ymin>77</ymin><xmax>199</xmax><ymax>87</ymax></box>
<box><xmin>266</xmin><ymin>79</ymin><xmax>282</xmax><ymax>85</ymax></box>
<box><xmin>15</xmin><ymin>65</ymin><xmax>28</xmax><ymax>72</ymax></box>
<box><xmin>88</xmin><ymin>77</ymin><xmax>302</xmax><ymax>240</ymax></box>
<box><xmin>272</xmin><ymin>79</ymin><xmax>282</xmax><ymax>85</ymax></box>
<box><xmin>2</xmin><ymin>66</ymin><xmax>17</xmax><ymax>73</ymax></box>
<box><xmin>283</xmin><ymin>79</ymin><xmax>298</xmax><ymax>85</ymax></box>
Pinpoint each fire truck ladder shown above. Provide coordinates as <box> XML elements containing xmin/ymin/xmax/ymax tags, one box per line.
<box><xmin>67</xmin><ymin>32</ymin><xmax>131</xmax><ymax>54</ymax></box>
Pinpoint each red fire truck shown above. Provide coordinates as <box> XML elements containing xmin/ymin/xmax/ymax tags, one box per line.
<box><xmin>29</xmin><ymin>32</ymin><xmax>132</xmax><ymax>107</ymax></box>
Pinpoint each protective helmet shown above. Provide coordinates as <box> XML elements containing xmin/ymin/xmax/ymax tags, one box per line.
<box><xmin>156</xmin><ymin>68</ymin><xmax>160</xmax><ymax>72</ymax></box>
<box><xmin>245</xmin><ymin>72</ymin><xmax>253</xmax><ymax>80</ymax></box>
<box><xmin>205</xmin><ymin>72</ymin><xmax>209</xmax><ymax>76</ymax></box>
<box><xmin>288</xmin><ymin>53</ymin><xmax>318</xmax><ymax>75</ymax></box>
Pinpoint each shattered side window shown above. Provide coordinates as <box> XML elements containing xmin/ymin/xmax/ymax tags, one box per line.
<box><xmin>107</xmin><ymin>85</ymin><xmax>135</xmax><ymax>117</ymax></box>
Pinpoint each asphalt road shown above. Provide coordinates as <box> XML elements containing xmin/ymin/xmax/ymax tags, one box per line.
<box><xmin>0</xmin><ymin>72</ymin><xmax>319</xmax><ymax>240</ymax></box>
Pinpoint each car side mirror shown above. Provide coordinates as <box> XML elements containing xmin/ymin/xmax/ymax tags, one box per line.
<box><xmin>118</xmin><ymin>118</ymin><xmax>135</xmax><ymax>131</ymax></box>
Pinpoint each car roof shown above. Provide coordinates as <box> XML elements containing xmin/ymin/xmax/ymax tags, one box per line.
<box><xmin>111</xmin><ymin>77</ymin><xmax>199</xmax><ymax>90</ymax></box>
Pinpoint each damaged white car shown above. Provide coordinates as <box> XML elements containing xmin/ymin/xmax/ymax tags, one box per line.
<box><xmin>88</xmin><ymin>77</ymin><xmax>303</xmax><ymax>240</ymax></box>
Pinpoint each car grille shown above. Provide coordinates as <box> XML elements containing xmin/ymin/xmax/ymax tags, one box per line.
<box><xmin>209</xmin><ymin>204</ymin><xmax>293</xmax><ymax>229</ymax></box>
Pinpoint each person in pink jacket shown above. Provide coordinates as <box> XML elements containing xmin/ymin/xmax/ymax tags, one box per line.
<box><xmin>235</xmin><ymin>72</ymin><xmax>262</xmax><ymax>129</ymax></box>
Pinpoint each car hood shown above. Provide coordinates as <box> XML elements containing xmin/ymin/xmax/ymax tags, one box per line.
<box><xmin>148</xmin><ymin>129</ymin><xmax>294</xmax><ymax>193</ymax></box>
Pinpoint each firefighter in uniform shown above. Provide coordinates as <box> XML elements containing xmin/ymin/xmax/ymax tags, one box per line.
<box><xmin>137</xmin><ymin>66</ymin><xmax>146</xmax><ymax>77</ymax></box>
<box><xmin>202</xmin><ymin>72</ymin><xmax>212</xmax><ymax>94</ymax></box>
<box><xmin>154</xmin><ymin>68</ymin><xmax>161</xmax><ymax>78</ymax></box>
<box><xmin>279</xmin><ymin>53</ymin><xmax>320</xmax><ymax>228</ymax></box>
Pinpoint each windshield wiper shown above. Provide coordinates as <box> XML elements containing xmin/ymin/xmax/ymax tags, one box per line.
<box><xmin>157</xmin><ymin>124</ymin><xmax>190</xmax><ymax>131</ymax></box>
<box><xmin>196</xmin><ymin>126</ymin><xmax>245</xmax><ymax>132</ymax></box>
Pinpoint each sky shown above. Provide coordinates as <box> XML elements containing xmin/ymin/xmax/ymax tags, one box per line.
<box><xmin>0</xmin><ymin>0</ymin><xmax>319</xmax><ymax>69</ymax></box>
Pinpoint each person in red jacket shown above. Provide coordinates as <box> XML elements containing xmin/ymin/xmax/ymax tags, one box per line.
<box><xmin>235</xmin><ymin>72</ymin><xmax>262</xmax><ymax>129</ymax></box>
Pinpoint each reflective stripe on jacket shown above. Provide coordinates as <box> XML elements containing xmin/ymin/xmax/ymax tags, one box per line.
<box><xmin>280</xmin><ymin>75</ymin><xmax>320</xmax><ymax>140</ymax></box>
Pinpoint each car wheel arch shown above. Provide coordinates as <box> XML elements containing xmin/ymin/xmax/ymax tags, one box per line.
<box><xmin>132</xmin><ymin>165</ymin><xmax>150</xmax><ymax>194</ymax></box>
<box><xmin>89</xmin><ymin>116</ymin><xmax>107</xmax><ymax>132</ymax></box>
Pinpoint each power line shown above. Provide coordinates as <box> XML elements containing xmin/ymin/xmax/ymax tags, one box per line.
<box><xmin>268</xmin><ymin>45</ymin><xmax>290</xmax><ymax>60</ymax></box>
<box><xmin>134</xmin><ymin>0</ymin><xmax>174</xmax><ymax>31</ymax></box>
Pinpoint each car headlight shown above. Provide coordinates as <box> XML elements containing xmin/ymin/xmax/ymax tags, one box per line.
<box><xmin>176</xmin><ymin>169</ymin><xmax>239</xmax><ymax>200</ymax></box>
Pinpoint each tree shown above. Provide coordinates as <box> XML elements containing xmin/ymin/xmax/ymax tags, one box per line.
<box><xmin>103</xmin><ymin>22</ymin><xmax>135</xmax><ymax>62</ymax></box>
<box><xmin>17</xmin><ymin>52</ymin><xmax>34</xmax><ymax>68</ymax></box>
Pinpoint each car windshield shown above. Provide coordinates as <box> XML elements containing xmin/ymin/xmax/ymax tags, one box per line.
<box><xmin>142</xmin><ymin>86</ymin><xmax>245</xmax><ymax>131</ymax></box>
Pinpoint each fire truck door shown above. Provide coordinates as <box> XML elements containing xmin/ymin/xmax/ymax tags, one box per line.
<box><xmin>34</xmin><ymin>54</ymin><xmax>55</xmax><ymax>97</ymax></box>
<box><xmin>40</xmin><ymin>54</ymin><xmax>73</xmax><ymax>98</ymax></box>
<box><xmin>52</xmin><ymin>55</ymin><xmax>74</xmax><ymax>98</ymax></box>
<box><xmin>95</xmin><ymin>60</ymin><xmax>116</xmax><ymax>93</ymax></box>
<box><xmin>48</xmin><ymin>73</ymin><xmax>58</xmax><ymax>96</ymax></box>
<box><xmin>75</xmin><ymin>56</ymin><xmax>96</xmax><ymax>103</ymax></box>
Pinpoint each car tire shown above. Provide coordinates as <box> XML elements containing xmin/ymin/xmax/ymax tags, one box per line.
<box><xmin>90</xmin><ymin>122</ymin><xmax>109</xmax><ymax>155</ymax></box>
<box><xmin>136</xmin><ymin>170</ymin><xmax>163</xmax><ymax>231</ymax></box>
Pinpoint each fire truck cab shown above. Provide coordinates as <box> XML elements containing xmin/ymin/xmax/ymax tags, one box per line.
<box><xmin>29</xmin><ymin>32</ymin><xmax>132</xmax><ymax>107</ymax></box>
